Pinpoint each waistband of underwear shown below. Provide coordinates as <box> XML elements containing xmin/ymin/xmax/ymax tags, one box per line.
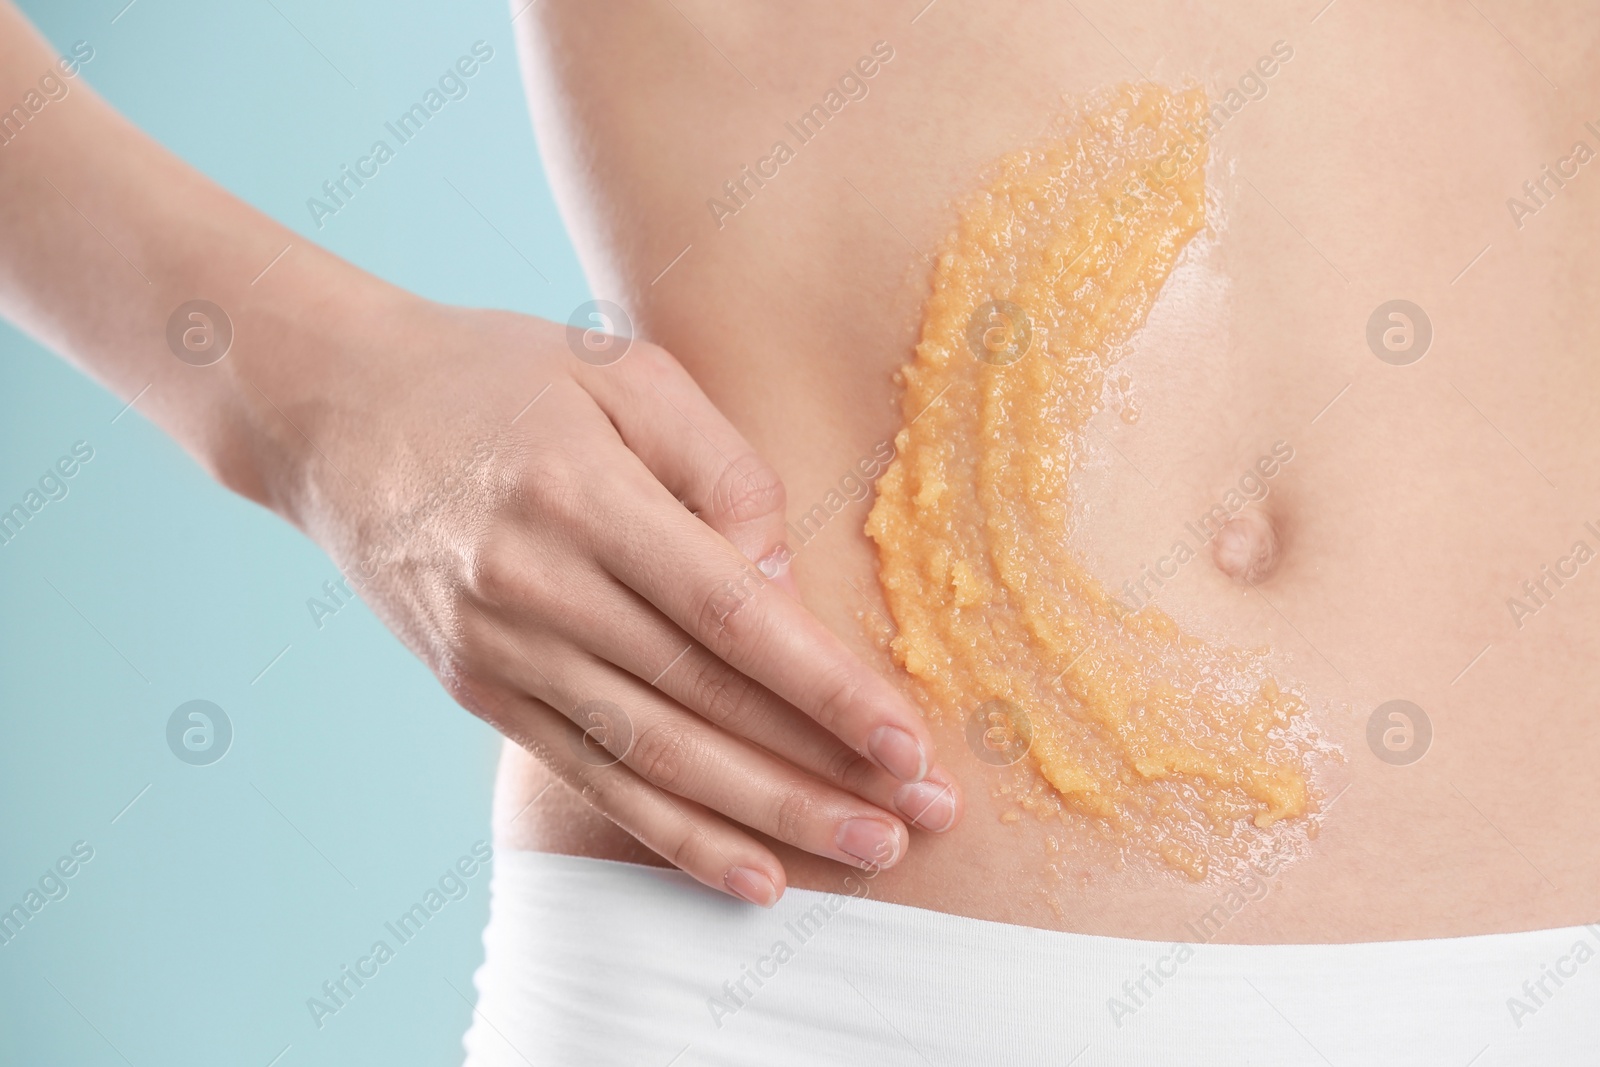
<box><xmin>460</xmin><ymin>848</ymin><xmax>1600</xmax><ymax>1067</ymax></box>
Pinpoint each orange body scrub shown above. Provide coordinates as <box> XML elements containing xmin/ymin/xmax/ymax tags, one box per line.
<box><xmin>866</xmin><ymin>84</ymin><xmax>1316</xmax><ymax>880</ymax></box>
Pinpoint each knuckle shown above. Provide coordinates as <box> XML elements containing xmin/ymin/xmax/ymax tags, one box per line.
<box><xmin>517</xmin><ymin>452</ymin><xmax>590</xmax><ymax>527</ymax></box>
<box><xmin>810</xmin><ymin>664</ymin><xmax>865</xmax><ymax>734</ymax></box>
<box><xmin>628</xmin><ymin>718</ymin><xmax>694</xmax><ymax>791</ymax></box>
<box><xmin>567</xmin><ymin>742</ymin><xmax>627</xmax><ymax>804</ymax></box>
<box><xmin>469</xmin><ymin>550</ymin><xmax>536</xmax><ymax>612</ymax></box>
<box><xmin>823</xmin><ymin>747</ymin><xmax>878</xmax><ymax>792</ymax></box>
<box><xmin>711</xmin><ymin>461</ymin><xmax>786</xmax><ymax>527</ymax></box>
<box><xmin>666</xmin><ymin>824</ymin><xmax>717</xmax><ymax>874</ymax></box>
<box><xmin>773</xmin><ymin>788</ymin><xmax>816</xmax><ymax>843</ymax></box>
<box><xmin>684</xmin><ymin>658</ymin><xmax>765</xmax><ymax>734</ymax></box>
<box><xmin>692</xmin><ymin>565</ymin><xmax>767</xmax><ymax>650</ymax></box>
<box><xmin>464</xmin><ymin>520</ymin><xmax>542</xmax><ymax>609</ymax></box>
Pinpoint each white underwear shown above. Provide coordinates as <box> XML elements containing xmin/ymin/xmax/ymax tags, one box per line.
<box><xmin>461</xmin><ymin>850</ymin><xmax>1598</xmax><ymax>1066</ymax></box>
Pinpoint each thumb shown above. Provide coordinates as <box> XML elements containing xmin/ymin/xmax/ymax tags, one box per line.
<box><xmin>575</xmin><ymin>342</ymin><xmax>799</xmax><ymax>595</ymax></box>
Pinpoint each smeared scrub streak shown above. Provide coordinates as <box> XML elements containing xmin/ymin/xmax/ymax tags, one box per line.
<box><xmin>866</xmin><ymin>84</ymin><xmax>1316</xmax><ymax>881</ymax></box>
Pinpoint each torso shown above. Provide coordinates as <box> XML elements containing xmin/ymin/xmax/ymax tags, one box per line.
<box><xmin>500</xmin><ymin>0</ymin><xmax>1600</xmax><ymax>942</ymax></box>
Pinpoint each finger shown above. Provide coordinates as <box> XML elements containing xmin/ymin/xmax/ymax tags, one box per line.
<box><xmin>592</xmin><ymin>485</ymin><xmax>943</xmax><ymax>786</ymax></box>
<box><xmin>487</xmin><ymin>632</ymin><xmax>913</xmax><ymax>870</ymax></box>
<box><xmin>651</xmin><ymin>645</ymin><xmax>964</xmax><ymax>835</ymax></box>
<box><xmin>469</xmin><ymin>682</ymin><xmax>790</xmax><ymax>906</ymax></box>
<box><xmin>535</xmin><ymin>568</ymin><xmax>962</xmax><ymax>833</ymax></box>
<box><xmin>576</xmin><ymin>344</ymin><xmax>798</xmax><ymax>594</ymax></box>
<box><xmin>500</xmin><ymin>404</ymin><xmax>947</xmax><ymax>789</ymax></box>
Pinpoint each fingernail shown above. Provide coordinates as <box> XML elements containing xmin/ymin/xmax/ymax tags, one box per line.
<box><xmin>894</xmin><ymin>779</ymin><xmax>957</xmax><ymax>833</ymax></box>
<box><xmin>756</xmin><ymin>548</ymin><xmax>801</xmax><ymax>598</ymax></box>
<box><xmin>835</xmin><ymin>818</ymin><xmax>901</xmax><ymax>869</ymax></box>
<box><xmin>868</xmin><ymin>725</ymin><xmax>928</xmax><ymax>783</ymax></box>
<box><xmin>724</xmin><ymin>866</ymin><xmax>779</xmax><ymax>908</ymax></box>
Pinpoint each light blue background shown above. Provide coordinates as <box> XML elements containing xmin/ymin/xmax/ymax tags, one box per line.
<box><xmin>0</xmin><ymin>1</ymin><xmax>586</xmax><ymax>1064</ymax></box>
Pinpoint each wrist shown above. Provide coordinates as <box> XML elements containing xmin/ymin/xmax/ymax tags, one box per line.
<box><xmin>202</xmin><ymin>256</ymin><xmax>409</xmax><ymax>526</ymax></box>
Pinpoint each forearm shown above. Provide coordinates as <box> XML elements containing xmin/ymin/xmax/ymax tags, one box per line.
<box><xmin>0</xmin><ymin>1</ymin><xmax>392</xmax><ymax>514</ymax></box>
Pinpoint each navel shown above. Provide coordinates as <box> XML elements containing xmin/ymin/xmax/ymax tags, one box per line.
<box><xmin>1211</xmin><ymin>507</ymin><xmax>1280</xmax><ymax>584</ymax></box>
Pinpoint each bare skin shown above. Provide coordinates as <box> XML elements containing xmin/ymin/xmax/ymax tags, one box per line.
<box><xmin>0</xmin><ymin>2</ymin><xmax>967</xmax><ymax>908</ymax></box>
<box><xmin>508</xmin><ymin>0</ymin><xmax>1600</xmax><ymax>942</ymax></box>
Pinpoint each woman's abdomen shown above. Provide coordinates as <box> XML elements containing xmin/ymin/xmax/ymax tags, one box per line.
<box><xmin>504</xmin><ymin>0</ymin><xmax>1600</xmax><ymax>941</ymax></box>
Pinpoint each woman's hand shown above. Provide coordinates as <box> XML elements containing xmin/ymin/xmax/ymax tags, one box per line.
<box><xmin>0</xmin><ymin>0</ymin><xmax>958</xmax><ymax>906</ymax></box>
<box><xmin>249</xmin><ymin>291</ymin><xmax>962</xmax><ymax>906</ymax></box>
